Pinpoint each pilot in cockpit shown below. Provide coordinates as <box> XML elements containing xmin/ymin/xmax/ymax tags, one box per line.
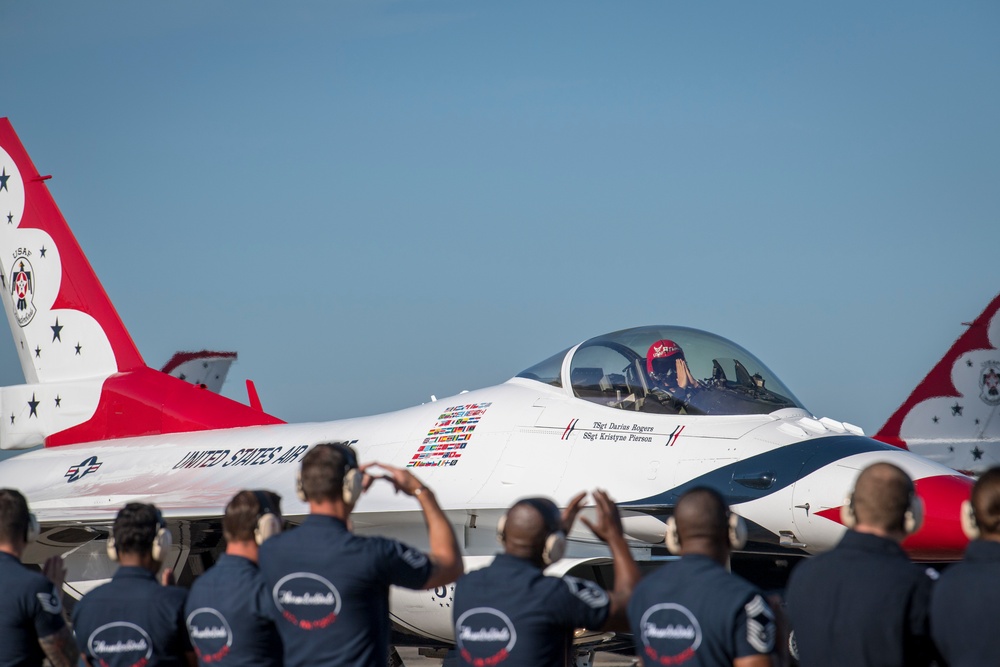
<box><xmin>645</xmin><ymin>339</ymin><xmax>701</xmax><ymax>413</ymax></box>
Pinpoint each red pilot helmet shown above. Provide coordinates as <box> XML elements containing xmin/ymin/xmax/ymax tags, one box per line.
<box><xmin>647</xmin><ymin>339</ymin><xmax>684</xmax><ymax>374</ymax></box>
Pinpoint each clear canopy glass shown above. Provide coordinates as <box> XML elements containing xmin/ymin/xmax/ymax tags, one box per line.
<box><xmin>517</xmin><ymin>326</ymin><xmax>803</xmax><ymax>416</ymax></box>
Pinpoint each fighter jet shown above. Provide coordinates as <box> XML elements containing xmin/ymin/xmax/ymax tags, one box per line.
<box><xmin>0</xmin><ymin>119</ymin><xmax>974</xmax><ymax>647</ymax></box>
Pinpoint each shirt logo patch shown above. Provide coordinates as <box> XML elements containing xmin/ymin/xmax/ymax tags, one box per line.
<box><xmin>563</xmin><ymin>576</ymin><xmax>609</xmax><ymax>610</ymax></box>
<box><xmin>272</xmin><ymin>572</ymin><xmax>342</xmax><ymax>630</ymax></box>
<box><xmin>36</xmin><ymin>588</ymin><xmax>62</xmax><ymax>615</ymax></box>
<box><xmin>638</xmin><ymin>603</ymin><xmax>703</xmax><ymax>665</ymax></box>
<box><xmin>398</xmin><ymin>545</ymin><xmax>429</xmax><ymax>570</ymax></box>
<box><xmin>454</xmin><ymin>607</ymin><xmax>517</xmax><ymax>666</ymax></box>
<box><xmin>186</xmin><ymin>607</ymin><xmax>233</xmax><ymax>663</ymax></box>
<box><xmin>87</xmin><ymin>621</ymin><xmax>153</xmax><ymax>667</ymax></box>
<box><xmin>744</xmin><ymin>594</ymin><xmax>775</xmax><ymax>654</ymax></box>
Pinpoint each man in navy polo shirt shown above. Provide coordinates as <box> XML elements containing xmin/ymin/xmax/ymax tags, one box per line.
<box><xmin>628</xmin><ymin>487</ymin><xmax>775</xmax><ymax>667</ymax></box>
<box><xmin>0</xmin><ymin>488</ymin><xmax>78</xmax><ymax>667</ymax></box>
<box><xmin>259</xmin><ymin>442</ymin><xmax>462</xmax><ymax>667</ymax></box>
<box><xmin>185</xmin><ymin>490</ymin><xmax>283</xmax><ymax>666</ymax></box>
<box><xmin>931</xmin><ymin>466</ymin><xmax>1000</xmax><ymax>666</ymax></box>
<box><xmin>785</xmin><ymin>462</ymin><xmax>937</xmax><ymax>667</ymax></box>
<box><xmin>452</xmin><ymin>489</ymin><xmax>640</xmax><ymax>666</ymax></box>
<box><xmin>73</xmin><ymin>503</ymin><xmax>195</xmax><ymax>667</ymax></box>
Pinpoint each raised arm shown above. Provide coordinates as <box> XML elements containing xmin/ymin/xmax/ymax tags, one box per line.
<box><xmin>580</xmin><ymin>489</ymin><xmax>641</xmax><ymax>632</ymax></box>
<box><xmin>364</xmin><ymin>462</ymin><xmax>463</xmax><ymax>589</ymax></box>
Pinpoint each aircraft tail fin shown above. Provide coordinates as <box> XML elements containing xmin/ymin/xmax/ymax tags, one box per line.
<box><xmin>874</xmin><ymin>293</ymin><xmax>1000</xmax><ymax>473</ymax></box>
<box><xmin>0</xmin><ymin>119</ymin><xmax>282</xmax><ymax>449</ymax></box>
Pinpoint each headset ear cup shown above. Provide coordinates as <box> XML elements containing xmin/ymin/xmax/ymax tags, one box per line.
<box><xmin>152</xmin><ymin>526</ymin><xmax>173</xmax><ymax>562</ymax></box>
<box><xmin>961</xmin><ymin>499</ymin><xmax>980</xmax><ymax>541</ymax></box>
<box><xmin>665</xmin><ymin>516</ymin><xmax>681</xmax><ymax>555</ymax></box>
<box><xmin>543</xmin><ymin>531</ymin><xmax>567</xmax><ymax>566</ymax></box>
<box><xmin>26</xmin><ymin>512</ymin><xmax>40</xmax><ymax>543</ymax></box>
<box><xmin>496</xmin><ymin>514</ymin><xmax>507</xmax><ymax>546</ymax></box>
<box><xmin>840</xmin><ymin>495</ymin><xmax>857</xmax><ymax>529</ymax></box>
<box><xmin>255</xmin><ymin>513</ymin><xmax>283</xmax><ymax>545</ymax></box>
<box><xmin>342</xmin><ymin>468</ymin><xmax>362</xmax><ymax>506</ymax></box>
<box><xmin>729</xmin><ymin>513</ymin><xmax>748</xmax><ymax>550</ymax></box>
<box><xmin>106</xmin><ymin>533</ymin><xmax>118</xmax><ymax>562</ymax></box>
<box><xmin>296</xmin><ymin>472</ymin><xmax>307</xmax><ymax>502</ymax></box>
<box><xmin>905</xmin><ymin>496</ymin><xmax>925</xmax><ymax>535</ymax></box>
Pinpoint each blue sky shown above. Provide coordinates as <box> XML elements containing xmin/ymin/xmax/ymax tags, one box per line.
<box><xmin>0</xmin><ymin>2</ymin><xmax>997</xmax><ymax>437</ymax></box>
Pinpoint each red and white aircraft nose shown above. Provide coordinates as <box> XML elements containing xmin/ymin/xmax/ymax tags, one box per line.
<box><xmin>813</xmin><ymin>472</ymin><xmax>973</xmax><ymax>561</ymax></box>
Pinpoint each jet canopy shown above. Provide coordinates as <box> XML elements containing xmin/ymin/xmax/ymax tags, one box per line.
<box><xmin>516</xmin><ymin>326</ymin><xmax>803</xmax><ymax>416</ymax></box>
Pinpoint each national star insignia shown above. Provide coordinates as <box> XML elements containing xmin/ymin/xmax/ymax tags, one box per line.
<box><xmin>951</xmin><ymin>403</ymin><xmax>964</xmax><ymax>416</ymax></box>
<box><xmin>972</xmin><ymin>446</ymin><xmax>984</xmax><ymax>461</ymax></box>
<box><xmin>51</xmin><ymin>319</ymin><xmax>63</xmax><ymax>342</ymax></box>
<box><xmin>0</xmin><ymin>167</ymin><xmax>9</xmax><ymax>192</ymax></box>
<box><xmin>28</xmin><ymin>394</ymin><xmax>39</xmax><ymax>418</ymax></box>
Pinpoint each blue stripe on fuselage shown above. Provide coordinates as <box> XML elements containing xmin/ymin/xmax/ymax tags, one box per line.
<box><xmin>623</xmin><ymin>435</ymin><xmax>897</xmax><ymax>508</ymax></box>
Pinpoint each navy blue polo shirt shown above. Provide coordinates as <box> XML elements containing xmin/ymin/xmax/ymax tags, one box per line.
<box><xmin>258</xmin><ymin>514</ymin><xmax>433</xmax><ymax>667</ymax></box>
<box><xmin>0</xmin><ymin>552</ymin><xmax>65</xmax><ymax>667</ymax></box>
<box><xmin>931</xmin><ymin>539</ymin><xmax>1000</xmax><ymax>667</ymax></box>
<box><xmin>785</xmin><ymin>530</ymin><xmax>936</xmax><ymax>667</ymax></box>
<box><xmin>72</xmin><ymin>566</ymin><xmax>192</xmax><ymax>667</ymax></box>
<box><xmin>452</xmin><ymin>554</ymin><xmax>610</xmax><ymax>667</ymax></box>
<box><xmin>185</xmin><ymin>554</ymin><xmax>281</xmax><ymax>666</ymax></box>
<box><xmin>628</xmin><ymin>555</ymin><xmax>775</xmax><ymax>667</ymax></box>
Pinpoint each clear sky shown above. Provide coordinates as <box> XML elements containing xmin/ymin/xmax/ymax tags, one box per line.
<box><xmin>0</xmin><ymin>2</ymin><xmax>997</xmax><ymax>439</ymax></box>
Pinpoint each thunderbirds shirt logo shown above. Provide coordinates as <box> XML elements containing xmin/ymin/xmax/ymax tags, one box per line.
<box><xmin>87</xmin><ymin>621</ymin><xmax>153</xmax><ymax>667</ymax></box>
<box><xmin>186</xmin><ymin>607</ymin><xmax>233</xmax><ymax>663</ymax></box>
<box><xmin>10</xmin><ymin>253</ymin><xmax>35</xmax><ymax>327</ymax></box>
<box><xmin>272</xmin><ymin>573</ymin><xmax>342</xmax><ymax>630</ymax></box>
<box><xmin>455</xmin><ymin>607</ymin><xmax>517</xmax><ymax>666</ymax></box>
<box><xmin>638</xmin><ymin>603</ymin><xmax>703</xmax><ymax>665</ymax></box>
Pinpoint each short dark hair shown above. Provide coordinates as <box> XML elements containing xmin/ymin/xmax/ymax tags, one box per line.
<box><xmin>299</xmin><ymin>443</ymin><xmax>357</xmax><ymax>503</ymax></box>
<box><xmin>112</xmin><ymin>503</ymin><xmax>162</xmax><ymax>556</ymax></box>
<box><xmin>852</xmin><ymin>462</ymin><xmax>914</xmax><ymax>533</ymax></box>
<box><xmin>674</xmin><ymin>486</ymin><xmax>729</xmax><ymax>544</ymax></box>
<box><xmin>971</xmin><ymin>467</ymin><xmax>1000</xmax><ymax>536</ymax></box>
<box><xmin>223</xmin><ymin>490</ymin><xmax>282</xmax><ymax>542</ymax></box>
<box><xmin>0</xmin><ymin>489</ymin><xmax>30</xmax><ymax>545</ymax></box>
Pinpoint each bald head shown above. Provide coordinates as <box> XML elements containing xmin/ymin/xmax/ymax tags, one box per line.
<box><xmin>674</xmin><ymin>487</ymin><xmax>730</xmax><ymax>550</ymax></box>
<box><xmin>971</xmin><ymin>467</ymin><xmax>1000</xmax><ymax>537</ymax></box>
<box><xmin>500</xmin><ymin>498</ymin><xmax>561</xmax><ymax>563</ymax></box>
<box><xmin>851</xmin><ymin>462</ymin><xmax>915</xmax><ymax>534</ymax></box>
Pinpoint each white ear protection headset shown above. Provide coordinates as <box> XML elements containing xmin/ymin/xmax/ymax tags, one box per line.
<box><xmin>496</xmin><ymin>498</ymin><xmax>567</xmax><ymax>566</ymax></box>
<box><xmin>26</xmin><ymin>512</ymin><xmax>39</xmax><ymax>544</ymax></box>
<box><xmin>296</xmin><ymin>443</ymin><xmax>363</xmax><ymax>506</ymax></box>
<box><xmin>252</xmin><ymin>490</ymin><xmax>283</xmax><ymax>545</ymax></box>
<box><xmin>107</xmin><ymin>507</ymin><xmax>173</xmax><ymax>562</ymax></box>
<box><xmin>664</xmin><ymin>511</ymin><xmax>747</xmax><ymax>555</ymax></box>
<box><xmin>840</xmin><ymin>491</ymin><xmax>925</xmax><ymax>535</ymax></box>
<box><xmin>961</xmin><ymin>499</ymin><xmax>980</xmax><ymax>540</ymax></box>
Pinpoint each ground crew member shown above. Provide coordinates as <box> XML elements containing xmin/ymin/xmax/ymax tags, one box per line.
<box><xmin>0</xmin><ymin>488</ymin><xmax>78</xmax><ymax>667</ymax></box>
<box><xmin>258</xmin><ymin>442</ymin><xmax>463</xmax><ymax>667</ymax></box>
<box><xmin>785</xmin><ymin>462</ymin><xmax>937</xmax><ymax>667</ymax></box>
<box><xmin>628</xmin><ymin>487</ymin><xmax>775</xmax><ymax>667</ymax></box>
<box><xmin>72</xmin><ymin>502</ymin><xmax>195</xmax><ymax>667</ymax></box>
<box><xmin>185</xmin><ymin>490</ymin><xmax>284</xmax><ymax>666</ymax></box>
<box><xmin>930</xmin><ymin>466</ymin><xmax>1000</xmax><ymax>666</ymax></box>
<box><xmin>452</xmin><ymin>489</ymin><xmax>640</xmax><ymax>667</ymax></box>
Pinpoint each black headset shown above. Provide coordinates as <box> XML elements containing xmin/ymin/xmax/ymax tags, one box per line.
<box><xmin>841</xmin><ymin>490</ymin><xmax>924</xmax><ymax>535</ymax></box>
<box><xmin>107</xmin><ymin>507</ymin><xmax>172</xmax><ymax>562</ymax></box>
<box><xmin>296</xmin><ymin>443</ymin><xmax>363</xmax><ymax>505</ymax></box>
<box><xmin>664</xmin><ymin>510</ymin><xmax>747</xmax><ymax>555</ymax></box>
<box><xmin>496</xmin><ymin>498</ymin><xmax>567</xmax><ymax>566</ymax></box>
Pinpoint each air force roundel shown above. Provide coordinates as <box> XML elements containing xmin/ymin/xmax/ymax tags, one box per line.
<box><xmin>186</xmin><ymin>607</ymin><xmax>234</xmax><ymax>663</ymax></box>
<box><xmin>638</xmin><ymin>603</ymin><xmax>703</xmax><ymax>665</ymax></box>
<box><xmin>272</xmin><ymin>572</ymin><xmax>342</xmax><ymax>631</ymax></box>
<box><xmin>87</xmin><ymin>621</ymin><xmax>154</xmax><ymax>667</ymax></box>
<box><xmin>455</xmin><ymin>607</ymin><xmax>517</xmax><ymax>665</ymax></box>
<box><xmin>10</xmin><ymin>256</ymin><xmax>36</xmax><ymax>327</ymax></box>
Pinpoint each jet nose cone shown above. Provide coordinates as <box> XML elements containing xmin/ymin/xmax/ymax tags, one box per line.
<box><xmin>903</xmin><ymin>474</ymin><xmax>975</xmax><ymax>561</ymax></box>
